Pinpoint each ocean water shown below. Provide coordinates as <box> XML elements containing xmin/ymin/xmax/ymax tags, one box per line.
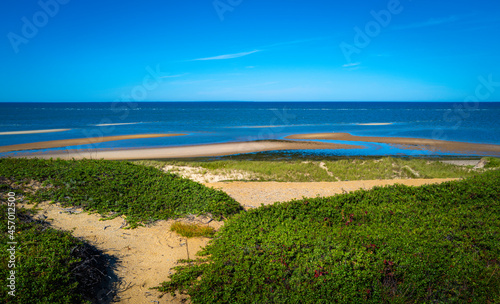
<box><xmin>1</xmin><ymin>102</ymin><xmax>499</xmax><ymax>157</ymax></box>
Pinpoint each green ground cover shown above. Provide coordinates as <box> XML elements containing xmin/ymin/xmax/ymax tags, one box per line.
<box><xmin>2</xmin><ymin>157</ymin><xmax>499</xmax><ymax>303</ymax></box>
<box><xmin>0</xmin><ymin>197</ymin><xmax>110</xmax><ymax>304</ymax></box>
<box><xmin>158</xmin><ymin>169</ymin><xmax>500</xmax><ymax>303</ymax></box>
<box><xmin>0</xmin><ymin>158</ymin><xmax>242</xmax><ymax>228</ymax></box>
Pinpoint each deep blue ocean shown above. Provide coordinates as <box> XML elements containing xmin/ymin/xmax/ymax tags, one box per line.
<box><xmin>1</xmin><ymin>102</ymin><xmax>499</xmax><ymax>157</ymax></box>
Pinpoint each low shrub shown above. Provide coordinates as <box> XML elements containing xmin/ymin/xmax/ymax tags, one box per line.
<box><xmin>485</xmin><ymin>157</ymin><xmax>500</xmax><ymax>168</ymax></box>
<box><xmin>0</xmin><ymin>202</ymin><xmax>110</xmax><ymax>303</ymax></box>
<box><xmin>0</xmin><ymin>158</ymin><xmax>243</xmax><ymax>228</ymax></box>
<box><xmin>158</xmin><ymin>170</ymin><xmax>500</xmax><ymax>303</ymax></box>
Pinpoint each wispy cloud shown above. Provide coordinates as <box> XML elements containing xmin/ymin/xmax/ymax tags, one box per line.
<box><xmin>190</xmin><ymin>37</ymin><xmax>328</xmax><ymax>62</ymax></box>
<box><xmin>193</xmin><ymin>50</ymin><xmax>260</xmax><ymax>61</ymax></box>
<box><xmin>393</xmin><ymin>15</ymin><xmax>461</xmax><ymax>30</ymax></box>
<box><xmin>160</xmin><ymin>73</ymin><xmax>188</xmax><ymax>78</ymax></box>
<box><xmin>342</xmin><ymin>62</ymin><xmax>361</xmax><ymax>68</ymax></box>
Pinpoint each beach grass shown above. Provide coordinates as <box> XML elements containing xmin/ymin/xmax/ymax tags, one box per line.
<box><xmin>0</xmin><ymin>158</ymin><xmax>243</xmax><ymax>228</ymax></box>
<box><xmin>157</xmin><ymin>169</ymin><xmax>500</xmax><ymax>303</ymax></box>
<box><xmin>135</xmin><ymin>156</ymin><xmax>485</xmax><ymax>182</ymax></box>
<box><xmin>171</xmin><ymin>222</ymin><xmax>216</xmax><ymax>238</ymax></box>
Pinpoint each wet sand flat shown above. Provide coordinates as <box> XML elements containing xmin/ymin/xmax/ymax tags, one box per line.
<box><xmin>14</xmin><ymin>140</ymin><xmax>363</xmax><ymax>160</ymax></box>
<box><xmin>0</xmin><ymin>134</ymin><xmax>186</xmax><ymax>153</ymax></box>
<box><xmin>286</xmin><ymin>133</ymin><xmax>500</xmax><ymax>155</ymax></box>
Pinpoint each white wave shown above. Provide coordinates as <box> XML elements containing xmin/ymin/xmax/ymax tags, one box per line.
<box><xmin>92</xmin><ymin>122</ymin><xmax>142</xmax><ymax>127</ymax></box>
<box><xmin>0</xmin><ymin>129</ymin><xmax>71</xmax><ymax>135</ymax></box>
<box><xmin>356</xmin><ymin>123</ymin><xmax>394</xmax><ymax>126</ymax></box>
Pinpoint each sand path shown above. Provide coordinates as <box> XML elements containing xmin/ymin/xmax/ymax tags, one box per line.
<box><xmin>25</xmin><ymin>178</ymin><xmax>458</xmax><ymax>303</ymax></box>
<box><xmin>21</xmin><ymin>201</ymin><xmax>220</xmax><ymax>304</ymax></box>
<box><xmin>205</xmin><ymin>178</ymin><xmax>459</xmax><ymax>209</ymax></box>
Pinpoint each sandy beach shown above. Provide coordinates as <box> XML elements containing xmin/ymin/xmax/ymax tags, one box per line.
<box><xmin>286</xmin><ymin>132</ymin><xmax>500</xmax><ymax>155</ymax></box>
<box><xmin>13</xmin><ymin>140</ymin><xmax>363</xmax><ymax>160</ymax></box>
<box><xmin>0</xmin><ymin>134</ymin><xmax>186</xmax><ymax>153</ymax></box>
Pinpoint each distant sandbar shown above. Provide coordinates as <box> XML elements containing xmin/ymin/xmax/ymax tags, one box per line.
<box><xmin>286</xmin><ymin>133</ymin><xmax>500</xmax><ymax>155</ymax></box>
<box><xmin>0</xmin><ymin>134</ymin><xmax>186</xmax><ymax>153</ymax></box>
<box><xmin>12</xmin><ymin>140</ymin><xmax>362</xmax><ymax>160</ymax></box>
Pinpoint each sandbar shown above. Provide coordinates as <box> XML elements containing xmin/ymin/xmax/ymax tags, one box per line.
<box><xmin>14</xmin><ymin>140</ymin><xmax>362</xmax><ymax>160</ymax></box>
<box><xmin>0</xmin><ymin>128</ymin><xmax>71</xmax><ymax>135</ymax></box>
<box><xmin>0</xmin><ymin>134</ymin><xmax>186</xmax><ymax>153</ymax></box>
<box><xmin>286</xmin><ymin>133</ymin><xmax>500</xmax><ymax>155</ymax></box>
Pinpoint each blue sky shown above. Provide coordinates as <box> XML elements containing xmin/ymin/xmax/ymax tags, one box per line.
<box><xmin>1</xmin><ymin>0</ymin><xmax>499</xmax><ymax>102</ymax></box>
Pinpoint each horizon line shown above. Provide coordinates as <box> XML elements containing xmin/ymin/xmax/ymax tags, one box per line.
<box><xmin>1</xmin><ymin>100</ymin><xmax>500</xmax><ymax>103</ymax></box>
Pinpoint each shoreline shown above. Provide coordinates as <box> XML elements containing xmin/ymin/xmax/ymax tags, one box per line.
<box><xmin>0</xmin><ymin>133</ymin><xmax>186</xmax><ymax>153</ymax></box>
<box><xmin>1</xmin><ymin>132</ymin><xmax>499</xmax><ymax>160</ymax></box>
<box><xmin>9</xmin><ymin>140</ymin><xmax>363</xmax><ymax>160</ymax></box>
<box><xmin>285</xmin><ymin>133</ymin><xmax>500</xmax><ymax>156</ymax></box>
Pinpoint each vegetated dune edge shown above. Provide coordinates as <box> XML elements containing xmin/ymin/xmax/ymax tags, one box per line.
<box><xmin>27</xmin><ymin>178</ymin><xmax>457</xmax><ymax>304</ymax></box>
